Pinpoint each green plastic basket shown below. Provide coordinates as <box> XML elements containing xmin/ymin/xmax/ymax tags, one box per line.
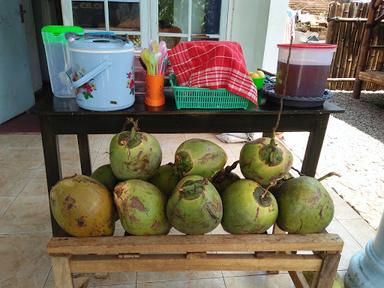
<box><xmin>169</xmin><ymin>74</ymin><xmax>249</xmax><ymax>110</ymax></box>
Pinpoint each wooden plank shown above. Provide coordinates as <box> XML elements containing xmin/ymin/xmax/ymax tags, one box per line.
<box><xmin>327</xmin><ymin>78</ymin><xmax>356</xmax><ymax>82</ymax></box>
<box><xmin>313</xmin><ymin>253</ymin><xmax>341</xmax><ymax>288</ymax></box>
<box><xmin>51</xmin><ymin>256</ymin><xmax>74</xmax><ymax>288</ymax></box>
<box><xmin>47</xmin><ymin>234</ymin><xmax>344</xmax><ymax>255</ymax></box>
<box><xmin>328</xmin><ymin>17</ymin><xmax>384</xmax><ymax>23</ymax></box>
<box><xmin>358</xmin><ymin>70</ymin><xmax>384</xmax><ymax>85</ymax></box>
<box><xmin>353</xmin><ymin>1</ymin><xmax>381</xmax><ymax>98</ymax></box>
<box><xmin>289</xmin><ymin>271</ymin><xmax>311</xmax><ymax>288</ymax></box>
<box><xmin>69</xmin><ymin>254</ymin><xmax>323</xmax><ymax>273</ymax></box>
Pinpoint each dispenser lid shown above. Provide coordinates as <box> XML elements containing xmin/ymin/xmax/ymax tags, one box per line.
<box><xmin>41</xmin><ymin>25</ymin><xmax>84</xmax><ymax>43</ymax></box>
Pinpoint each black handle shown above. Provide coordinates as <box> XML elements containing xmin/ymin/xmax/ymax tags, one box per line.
<box><xmin>19</xmin><ymin>4</ymin><xmax>26</xmax><ymax>23</ymax></box>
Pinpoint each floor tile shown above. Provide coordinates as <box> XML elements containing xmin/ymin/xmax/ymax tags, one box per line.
<box><xmin>222</xmin><ymin>271</ymin><xmax>269</xmax><ymax>278</ymax></box>
<box><xmin>0</xmin><ymin>195</ymin><xmax>51</xmax><ymax>234</ymax></box>
<box><xmin>19</xmin><ymin>169</ymin><xmax>48</xmax><ymax>196</ymax></box>
<box><xmin>339</xmin><ymin>218</ymin><xmax>377</xmax><ymax>247</ymax></box>
<box><xmin>61</xmin><ymin>162</ymin><xmax>83</xmax><ymax>178</ymax></box>
<box><xmin>0</xmin><ymin>166</ymin><xmax>36</xmax><ymax>197</ymax></box>
<box><xmin>327</xmin><ymin>219</ymin><xmax>363</xmax><ymax>270</ymax></box>
<box><xmin>224</xmin><ymin>273</ymin><xmax>295</xmax><ymax>288</ymax></box>
<box><xmin>93</xmin><ymin>151</ymin><xmax>111</xmax><ymax>171</ymax></box>
<box><xmin>114</xmin><ymin>221</ymin><xmax>127</xmax><ymax>236</ymax></box>
<box><xmin>137</xmin><ymin>277</ymin><xmax>225</xmax><ymax>288</ymax></box>
<box><xmin>90</xmin><ymin>272</ymin><xmax>137</xmax><ymax>287</ymax></box>
<box><xmin>137</xmin><ymin>271</ymin><xmax>222</xmax><ymax>283</ymax></box>
<box><xmin>92</xmin><ymin>285</ymin><xmax>136</xmax><ymax>288</ymax></box>
<box><xmin>0</xmin><ymin>196</ymin><xmax>14</xmax><ymax>216</ymax></box>
<box><xmin>328</xmin><ymin>188</ymin><xmax>362</xmax><ymax>220</ymax></box>
<box><xmin>0</xmin><ymin>134</ymin><xmax>41</xmax><ymax>150</ymax></box>
<box><xmin>8</xmin><ymin>148</ymin><xmax>43</xmax><ymax>170</ymax></box>
<box><xmin>43</xmin><ymin>270</ymin><xmax>96</xmax><ymax>288</ymax></box>
<box><xmin>0</xmin><ymin>233</ymin><xmax>51</xmax><ymax>288</ymax></box>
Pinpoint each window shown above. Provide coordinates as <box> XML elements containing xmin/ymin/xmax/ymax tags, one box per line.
<box><xmin>61</xmin><ymin>0</ymin><xmax>229</xmax><ymax>48</ymax></box>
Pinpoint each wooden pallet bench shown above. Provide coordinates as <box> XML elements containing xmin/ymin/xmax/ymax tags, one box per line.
<box><xmin>47</xmin><ymin>233</ymin><xmax>343</xmax><ymax>288</ymax></box>
<box><xmin>358</xmin><ymin>70</ymin><xmax>384</xmax><ymax>86</ymax></box>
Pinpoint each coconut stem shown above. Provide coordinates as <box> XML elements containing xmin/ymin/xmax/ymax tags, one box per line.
<box><xmin>179</xmin><ymin>179</ymin><xmax>208</xmax><ymax>199</ymax></box>
<box><xmin>261</xmin><ymin>181</ymin><xmax>277</xmax><ymax>199</ymax></box>
<box><xmin>317</xmin><ymin>172</ymin><xmax>341</xmax><ymax>182</ymax></box>
<box><xmin>122</xmin><ymin>117</ymin><xmax>140</xmax><ymax>132</ymax></box>
<box><xmin>291</xmin><ymin>166</ymin><xmax>305</xmax><ymax>176</ymax></box>
<box><xmin>213</xmin><ymin>161</ymin><xmax>239</xmax><ymax>183</ymax></box>
<box><xmin>271</xmin><ymin>35</ymin><xmax>294</xmax><ymax>140</ymax></box>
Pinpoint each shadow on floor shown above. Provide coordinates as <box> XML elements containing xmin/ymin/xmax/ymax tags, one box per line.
<box><xmin>331</xmin><ymin>91</ymin><xmax>384</xmax><ymax>143</ymax></box>
<box><xmin>0</xmin><ymin>84</ymin><xmax>52</xmax><ymax>134</ymax></box>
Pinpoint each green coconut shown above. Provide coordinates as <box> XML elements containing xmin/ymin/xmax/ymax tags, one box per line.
<box><xmin>239</xmin><ymin>137</ymin><xmax>293</xmax><ymax>187</ymax></box>
<box><xmin>221</xmin><ymin>179</ymin><xmax>278</xmax><ymax>234</ymax></box>
<box><xmin>50</xmin><ymin>175</ymin><xmax>115</xmax><ymax>237</ymax></box>
<box><xmin>276</xmin><ymin>176</ymin><xmax>334</xmax><ymax>234</ymax></box>
<box><xmin>91</xmin><ymin>164</ymin><xmax>118</xmax><ymax>191</ymax></box>
<box><xmin>149</xmin><ymin>163</ymin><xmax>179</xmax><ymax>197</ymax></box>
<box><xmin>110</xmin><ymin>123</ymin><xmax>162</xmax><ymax>181</ymax></box>
<box><xmin>174</xmin><ymin>138</ymin><xmax>227</xmax><ymax>180</ymax></box>
<box><xmin>114</xmin><ymin>179</ymin><xmax>171</xmax><ymax>235</ymax></box>
<box><xmin>167</xmin><ymin>175</ymin><xmax>223</xmax><ymax>235</ymax></box>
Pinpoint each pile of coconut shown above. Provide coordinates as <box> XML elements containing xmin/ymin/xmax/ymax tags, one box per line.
<box><xmin>50</xmin><ymin>121</ymin><xmax>334</xmax><ymax>236</ymax></box>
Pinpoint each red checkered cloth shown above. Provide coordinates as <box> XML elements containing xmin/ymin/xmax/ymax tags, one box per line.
<box><xmin>168</xmin><ymin>41</ymin><xmax>257</xmax><ymax>104</ymax></box>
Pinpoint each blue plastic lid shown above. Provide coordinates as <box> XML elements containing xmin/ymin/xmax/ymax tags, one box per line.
<box><xmin>69</xmin><ymin>38</ymin><xmax>134</xmax><ymax>52</ymax></box>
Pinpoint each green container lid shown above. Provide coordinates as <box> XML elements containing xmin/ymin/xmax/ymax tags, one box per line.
<box><xmin>41</xmin><ymin>25</ymin><xmax>84</xmax><ymax>43</ymax></box>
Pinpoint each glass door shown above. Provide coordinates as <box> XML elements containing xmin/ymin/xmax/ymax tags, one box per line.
<box><xmin>61</xmin><ymin>0</ymin><xmax>228</xmax><ymax>48</ymax></box>
<box><xmin>155</xmin><ymin>0</ymin><xmax>228</xmax><ymax>49</ymax></box>
<box><xmin>62</xmin><ymin>0</ymin><xmax>149</xmax><ymax>47</ymax></box>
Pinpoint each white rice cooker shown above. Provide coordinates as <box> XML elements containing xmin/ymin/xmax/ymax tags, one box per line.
<box><xmin>68</xmin><ymin>38</ymin><xmax>135</xmax><ymax>111</ymax></box>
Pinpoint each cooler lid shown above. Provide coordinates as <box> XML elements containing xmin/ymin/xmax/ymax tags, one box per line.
<box><xmin>69</xmin><ymin>38</ymin><xmax>134</xmax><ymax>53</ymax></box>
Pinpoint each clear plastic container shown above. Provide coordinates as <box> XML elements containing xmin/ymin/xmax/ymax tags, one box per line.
<box><xmin>41</xmin><ymin>25</ymin><xmax>84</xmax><ymax>98</ymax></box>
<box><xmin>275</xmin><ymin>44</ymin><xmax>337</xmax><ymax>98</ymax></box>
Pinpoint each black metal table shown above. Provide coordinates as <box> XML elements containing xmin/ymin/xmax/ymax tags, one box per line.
<box><xmin>33</xmin><ymin>92</ymin><xmax>344</xmax><ymax>236</ymax></box>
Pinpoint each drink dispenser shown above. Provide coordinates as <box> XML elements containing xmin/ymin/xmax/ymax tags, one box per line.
<box><xmin>275</xmin><ymin>44</ymin><xmax>337</xmax><ymax>98</ymax></box>
<box><xmin>41</xmin><ymin>25</ymin><xmax>84</xmax><ymax>98</ymax></box>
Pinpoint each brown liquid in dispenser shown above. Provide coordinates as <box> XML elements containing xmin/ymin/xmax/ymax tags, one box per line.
<box><xmin>275</xmin><ymin>62</ymin><xmax>331</xmax><ymax>97</ymax></box>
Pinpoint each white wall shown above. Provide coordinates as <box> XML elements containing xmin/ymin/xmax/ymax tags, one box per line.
<box><xmin>262</xmin><ymin>0</ymin><xmax>289</xmax><ymax>73</ymax></box>
<box><xmin>229</xmin><ymin>0</ymin><xmax>289</xmax><ymax>73</ymax></box>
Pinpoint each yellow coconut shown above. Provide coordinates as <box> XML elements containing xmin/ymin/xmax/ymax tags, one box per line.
<box><xmin>50</xmin><ymin>175</ymin><xmax>115</xmax><ymax>236</ymax></box>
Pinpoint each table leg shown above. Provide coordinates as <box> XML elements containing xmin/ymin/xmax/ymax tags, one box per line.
<box><xmin>301</xmin><ymin>115</ymin><xmax>330</xmax><ymax>177</ymax></box>
<box><xmin>40</xmin><ymin>116</ymin><xmax>67</xmax><ymax>236</ymax></box>
<box><xmin>77</xmin><ymin>134</ymin><xmax>92</xmax><ymax>176</ymax></box>
<box><xmin>313</xmin><ymin>253</ymin><xmax>341</xmax><ymax>288</ymax></box>
<box><xmin>51</xmin><ymin>256</ymin><xmax>74</xmax><ymax>288</ymax></box>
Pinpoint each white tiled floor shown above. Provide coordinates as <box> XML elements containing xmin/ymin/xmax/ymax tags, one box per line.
<box><xmin>0</xmin><ymin>133</ymin><xmax>377</xmax><ymax>288</ymax></box>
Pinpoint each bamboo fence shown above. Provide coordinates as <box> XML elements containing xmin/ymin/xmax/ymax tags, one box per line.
<box><xmin>326</xmin><ymin>1</ymin><xmax>384</xmax><ymax>90</ymax></box>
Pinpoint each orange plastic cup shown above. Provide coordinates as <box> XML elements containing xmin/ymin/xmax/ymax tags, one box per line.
<box><xmin>145</xmin><ymin>74</ymin><xmax>165</xmax><ymax>107</ymax></box>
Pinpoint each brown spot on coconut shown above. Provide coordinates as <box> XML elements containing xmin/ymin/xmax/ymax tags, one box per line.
<box><xmin>130</xmin><ymin>196</ymin><xmax>146</xmax><ymax>212</ymax></box>
<box><xmin>77</xmin><ymin>216</ymin><xmax>86</xmax><ymax>227</ymax></box>
<box><xmin>64</xmin><ymin>195</ymin><xmax>76</xmax><ymax>210</ymax></box>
